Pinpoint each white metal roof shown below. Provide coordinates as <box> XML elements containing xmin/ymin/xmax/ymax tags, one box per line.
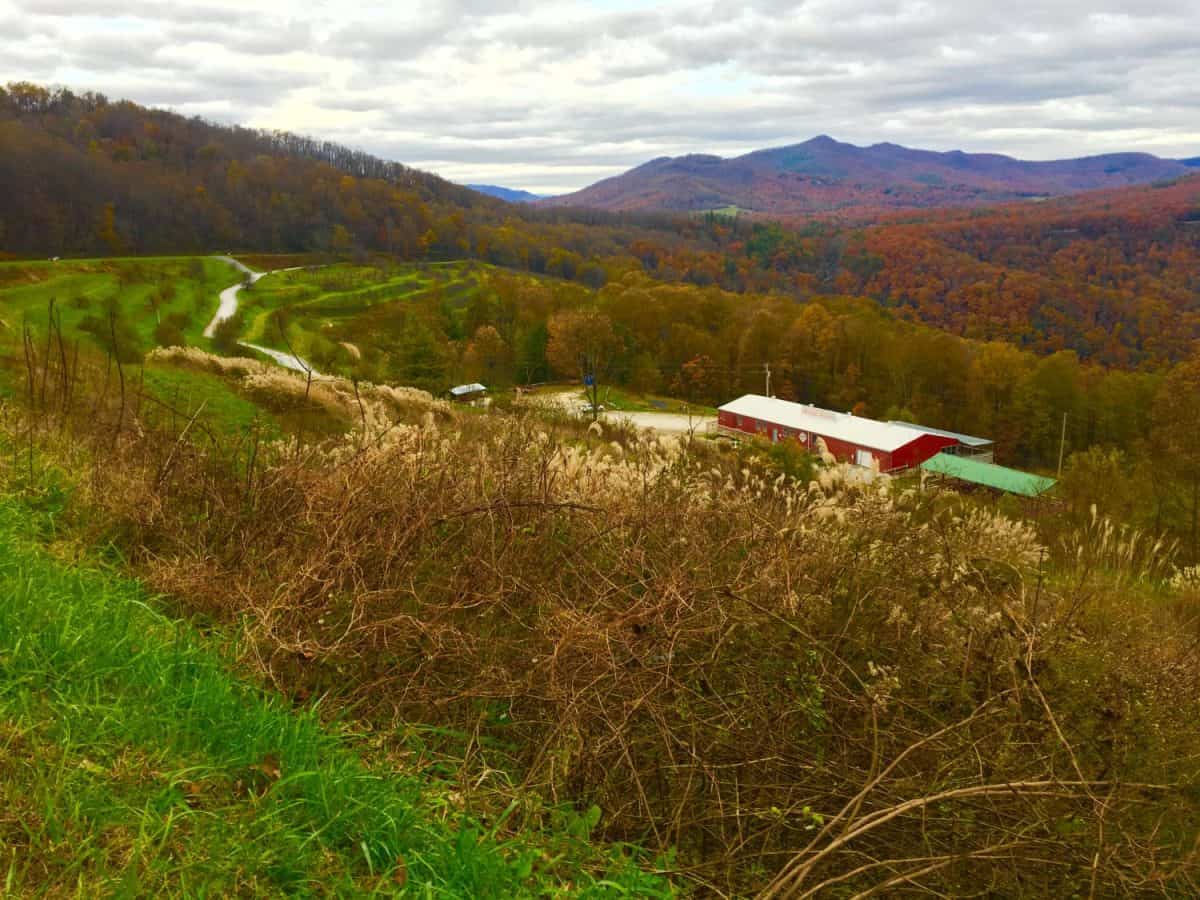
<box><xmin>719</xmin><ymin>395</ymin><xmax>933</xmax><ymax>453</ymax></box>
<box><xmin>449</xmin><ymin>383</ymin><xmax>488</xmax><ymax>396</ymax></box>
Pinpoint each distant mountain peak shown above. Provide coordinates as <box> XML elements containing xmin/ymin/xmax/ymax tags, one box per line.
<box><xmin>466</xmin><ymin>184</ymin><xmax>544</xmax><ymax>203</ymax></box>
<box><xmin>541</xmin><ymin>138</ymin><xmax>1192</xmax><ymax>217</ymax></box>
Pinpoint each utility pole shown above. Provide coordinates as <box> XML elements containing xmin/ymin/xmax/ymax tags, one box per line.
<box><xmin>1056</xmin><ymin>412</ymin><xmax>1068</xmax><ymax>478</ymax></box>
<box><xmin>764</xmin><ymin>362</ymin><xmax>772</xmax><ymax>398</ymax></box>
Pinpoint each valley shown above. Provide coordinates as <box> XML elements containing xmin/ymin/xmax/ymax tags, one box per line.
<box><xmin>2</xmin><ymin>79</ymin><xmax>1200</xmax><ymax>896</ymax></box>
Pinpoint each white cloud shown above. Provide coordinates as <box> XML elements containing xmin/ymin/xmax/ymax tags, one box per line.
<box><xmin>3</xmin><ymin>0</ymin><xmax>1198</xmax><ymax>194</ymax></box>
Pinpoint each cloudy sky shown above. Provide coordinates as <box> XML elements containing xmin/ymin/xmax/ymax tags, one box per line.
<box><xmin>4</xmin><ymin>0</ymin><xmax>1199</xmax><ymax>194</ymax></box>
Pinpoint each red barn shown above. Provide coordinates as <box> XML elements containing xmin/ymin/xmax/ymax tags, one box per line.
<box><xmin>717</xmin><ymin>395</ymin><xmax>957</xmax><ymax>473</ymax></box>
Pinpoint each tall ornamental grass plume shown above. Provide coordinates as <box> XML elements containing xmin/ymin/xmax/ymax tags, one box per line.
<box><xmin>1170</xmin><ymin>565</ymin><xmax>1200</xmax><ymax>592</ymax></box>
<box><xmin>150</xmin><ymin>346</ymin><xmax>453</xmax><ymax>434</ymax></box>
<box><xmin>1060</xmin><ymin>503</ymin><xmax>1178</xmax><ymax>587</ymax></box>
<box><xmin>7</xmin><ymin>345</ymin><xmax>1200</xmax><ymax>897</ymax></box>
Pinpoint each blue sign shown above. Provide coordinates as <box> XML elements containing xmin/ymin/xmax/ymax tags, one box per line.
<box><xmin>583</xmin><ymin>374</ymin><xmax>595</xmax><ymax>386</ymax></box>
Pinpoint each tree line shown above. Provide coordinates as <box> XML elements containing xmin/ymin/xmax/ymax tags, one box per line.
<box><xmin>275</xmin><ymin>261</ymin><xmax>1198</xmax><ymax>558</ymax></box>
<box><xmin>5</xmin><ymin>80</ymin><xmax>1199</xmax><ymax>373</ymax></box>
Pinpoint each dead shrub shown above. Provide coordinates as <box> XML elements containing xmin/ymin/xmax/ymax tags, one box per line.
<box><xmin>7</xmin><ymin>342</ymin><xmax>1200</xmax><ymax>897</ymax></box>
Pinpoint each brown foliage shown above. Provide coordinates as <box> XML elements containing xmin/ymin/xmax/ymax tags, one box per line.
<box><xmin>10</xmin><ymin>346</ymin><xmax>1200</xmax><ymax>896</ymax></box>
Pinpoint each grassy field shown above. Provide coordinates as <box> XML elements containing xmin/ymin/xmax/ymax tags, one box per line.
<box><xmin>588</xmin><ymin>385</ymin><xmax>717</xmax><ymax>416</ymax></box>
<box><xmin>139</xmin><ymin>364</ymin><xmax>283</xmax><ymax>439</ymax></box>
<box><xmin>235</xmin><ymin>260</ymin><xmax>494</xmax><ymax>374</ymax></box>
<box><xmin>0</xmin><ymin>301</ymin><xmax>674</xmax><ymax>892</ymax></box>
<box><xmin>2</xmin><ymin>320</ymin><xmax>1200</xmax><ymax>893</ymax></box>
<box><xmin>0</xmin><ymin>256</ymin><xmax>294</xmax><ymax>439</ymax></box>
<box><xmin>0</xmin><ymin>256</ymin><xmax>558</xmax><ymax>396</ymax></box>
<box><xmin>0</xmin><ymin>468</ymin><xmax>667</xmax><ymax>896</ymax></box>
<box><xmin>0</xmin><ymin>257</ymin><xmax>241</xmax><ymax>355</ymax></box>
<box><xmin>234</xmin><ymin>253</ymin><xmax>329</xmax><ymax>273</ymax></box>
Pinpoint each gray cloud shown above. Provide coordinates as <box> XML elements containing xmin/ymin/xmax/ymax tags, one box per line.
<box><xmin>1</xmin><ymin>0</ymin><xmax>1197</xmax><ymax>194</ymax></box>
<box><xmin>168</xmin><ymin>21</ymin><xmax>317</xmax><ymax>56</ymax></box>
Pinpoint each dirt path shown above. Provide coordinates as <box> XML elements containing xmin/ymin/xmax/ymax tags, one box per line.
<box><xmin>239</xmin><ymin>342</ymin><xmax>321</xmax><ymax>376</ymax></box>
<box><xmin>203</xmin><ymin>256</ymin><xmax>267</xmax><ymax>338</ymax></box>
<box><xmin>205</xmin><ymin>257</ymin><xmax>318</xmax><ymax>375</ymax></box>
<box><xmin>536</xmin><ymin>390</ymin><xmax>715</xmax><ymax>437</ymax></box>
<box><xmin>609</xmin><ymin>411</ymin><xmax>715</xmax><ymax>435</ymax></box>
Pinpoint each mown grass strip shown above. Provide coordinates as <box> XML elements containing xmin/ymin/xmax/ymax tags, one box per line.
<box><xmin>0</xmin><ymin>499</ymin><xmax>669</xmax><ymax>897</ymax></box>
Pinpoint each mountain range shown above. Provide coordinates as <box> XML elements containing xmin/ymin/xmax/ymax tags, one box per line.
<box><xmin>467</xmin><ymin>184</ymin><xmax>544</xmax><ymax>203</ymax></box>
<box><xmin>540</xmin><ymin>136</ymin><xmax>1195</xmax><ymax>217</ymax></box>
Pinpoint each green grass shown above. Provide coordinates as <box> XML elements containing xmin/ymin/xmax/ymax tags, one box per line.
<box><xmin>0</xmin><ymin>256</ymin><xmax>240</xmax><ymax>353</ymax></box>
<box><xmin>238</xmin><ymin>266</ymin><xmax>435</xmax><ymax>344</ymax></box>
<box><xmin>140</xmin><ymin>364</ymin><xmax>283</xmax><ymax>439</ymax></box>
<box><xmin>234</xmin><ymin>253</ymin><xmax>327</xmax><ymax>273</ymax></box>
<box><xmin>235</xmin><ymin>261</ymin><xmax>491</xmax><ymax>370</ymax></box>
<box><xmin>0</xmin><ymin>486</ymin><xmax>669</xmax><ymax>896</ymax></box>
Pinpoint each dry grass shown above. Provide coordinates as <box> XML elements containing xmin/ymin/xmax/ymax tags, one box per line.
<box><xmin>9</xmin><ymin>344</ymin><xmax>1200</xmax><ymax>896</ymax></box>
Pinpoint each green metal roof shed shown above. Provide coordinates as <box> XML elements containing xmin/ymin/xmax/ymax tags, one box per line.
<box><xmin>920</xmin><ymin>453</ymin><xmax>1057</xmax><ymax>497</ymax></box>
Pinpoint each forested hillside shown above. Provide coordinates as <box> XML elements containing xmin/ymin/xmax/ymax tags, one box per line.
<box><xmin>630</xmin><ymin>175</ymin><xmax>1200</xmax><ymax>367</ymax></box>
<box><xmin>0</xmin><ymin>82</ymin><xmax>498</xmax><ymax>257</ymax></box>
<box><xmin>5</xmin><ymin>81</ymin><xmax>1200</xmax><ymax>372</ymax></box>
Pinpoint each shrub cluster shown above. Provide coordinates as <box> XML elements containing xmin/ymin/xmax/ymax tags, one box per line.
<box><xmin>10</xmin><ymin>348</ymin><xmax>1200</xmax><ymax>895</ymax></box>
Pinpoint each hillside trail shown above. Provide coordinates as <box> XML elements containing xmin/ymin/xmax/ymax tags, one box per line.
<box><xmin>205</xmin><ymin>256</ymin><xmax>319</xmax><ymax>375</ymax></box>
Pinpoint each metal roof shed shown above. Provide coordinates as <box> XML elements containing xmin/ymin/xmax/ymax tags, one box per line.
<box><xmin>721</xmin><ymin>396</ymin><xmax>937</xmax><ymax>453</ymax></box>
<box><xmin>920</xmin><ymin>453</ymin><xmax>1056</xmax><ymax>497</ymax></box>
<box><xmin>888</xmin><ymin>422</ymin><xmax>994</xmax><ymax>449</ymax></box>
<box><xmin>716</xmin><ymin>395</ymin><xmax>956</xmax><ymax>472</ymax></box>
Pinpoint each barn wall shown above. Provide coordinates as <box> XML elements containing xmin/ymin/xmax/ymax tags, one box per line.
<box><xmin>718</xmin><ymin>412</ymin><xmax>897</xmax><ymax>470</ymax></box>
<box><xmin>814</xmin><ymin>434</ymin><xmax>891</xmax><ymax>470</ymax></box>
<box><xmin>720</xmin><ymin>410</ymin><xmax>961</xmax><ymax>473</ymax></box>
<box><xmin>890</xmin><ymin>434</ymin><xmax>957</xmax><ymax>470</ymax></box>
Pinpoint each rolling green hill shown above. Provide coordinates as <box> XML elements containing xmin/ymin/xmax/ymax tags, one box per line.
<box><xmin>0</xmin><ymin>256</ymin><xmax>240</xmax><ymax>359</ymax></box>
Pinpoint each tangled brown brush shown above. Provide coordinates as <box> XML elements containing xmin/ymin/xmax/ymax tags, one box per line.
<box><xmin>11</xmin><ymin>347</ymin><xmax>1200</xmax><ymax>897</ymax></box>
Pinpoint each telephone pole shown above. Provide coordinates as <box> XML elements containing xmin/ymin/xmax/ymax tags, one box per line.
<box><xmin>1056</xmin><ymin>412</ymin><xmax>1068</xmax><ymax>478</ymax></box>
<box><xmin>764</xmin><ymin>362</ymin><xmax>772</xmax><ymax>398</ymax></box>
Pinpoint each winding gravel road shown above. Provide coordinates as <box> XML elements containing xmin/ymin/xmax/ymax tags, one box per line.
<box><xmin>206</xmin><ymin>256</ymin><xmax>319</xmax><ymax>375</ymax></box>
<box><xmin>203</xmin><ymin>256</ymin><xmax>266</xmax><ymax>338</ymax></box>
<box><xmin>239</xmin><ymin>342</ymin><xmax>319</xmax><ymax>375</ymax></box>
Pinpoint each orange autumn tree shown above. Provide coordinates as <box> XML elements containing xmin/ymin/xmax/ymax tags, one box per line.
<box><xmin>546</xmin><ymin>309</ymin><xmax>618</xmax><ymax>419</ymax></box>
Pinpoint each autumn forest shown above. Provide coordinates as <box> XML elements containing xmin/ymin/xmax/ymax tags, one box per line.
<box><xmin>5</xmin><ymin>82</ymin><xmax>1200</xmax><ymax>546</ymax></box>
<box><xmin>7</xmin><ymin>60</ymin><xmax>1200</xmax><ymax>898</ymax></box>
